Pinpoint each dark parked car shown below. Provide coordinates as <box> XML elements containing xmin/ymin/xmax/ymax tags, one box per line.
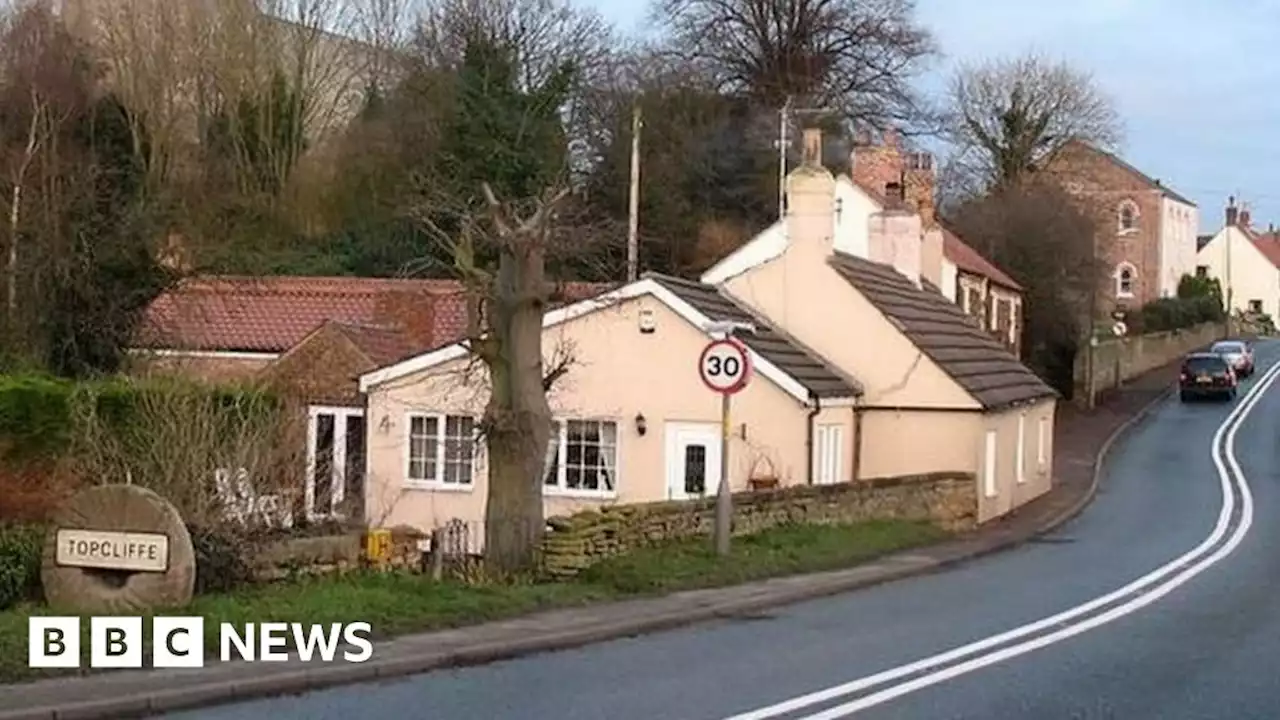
<box><xmin>1179</xmin><ymin>353</ymin><xmax>1238</xmax><ymax>402</ymax></box>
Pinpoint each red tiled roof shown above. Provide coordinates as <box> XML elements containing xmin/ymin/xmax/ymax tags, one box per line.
<box><xmin>941</xmin><ymin>227</ymin><xmax>1022</xmax><ymax>291</ymax></box>
<box><xmin>1242</xmin><ymin>228</ymin><xmax>1280</xmax><ymax>269</ymax></box>
<box><xmin>330</xmin><ymin>322</ymin><xmax>422</xmax><ymax>367</ymax></box>
<box><xmin>136</xmin><ymin>275</ymin><xmax>614</xmax><ymax>354</ymax></box>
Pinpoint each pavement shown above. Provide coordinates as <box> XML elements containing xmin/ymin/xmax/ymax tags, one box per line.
<box><xmin>0</xmin><ymin>353</ymin><xmax>1192</xmax><ymax>720</ymax></box>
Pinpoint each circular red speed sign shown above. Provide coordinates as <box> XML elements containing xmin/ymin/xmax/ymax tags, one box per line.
<box><xmin>699</xmin><ymin>339</ymin><xmax>752</xmax><ymax>394</ymax></box>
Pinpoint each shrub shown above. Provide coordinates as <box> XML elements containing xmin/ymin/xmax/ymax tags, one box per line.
<box><xmin>189</xmin><ymin>525</ymin><xmax>258</xmax><ymax>594</ymax></box>
<box><xmin>0</xmin><ymin>524</ymin><xmax>45</xmax><ymax>610</ymax></box>
<box><xmin>0</xmin><ymin>375</ymin><xmax>76</xmax><ymax>461</ymax></box>
<box><xmin>1137</xmin><ymin>295</ymin><xmax>1224</xmax><ymax>333</ymax></box>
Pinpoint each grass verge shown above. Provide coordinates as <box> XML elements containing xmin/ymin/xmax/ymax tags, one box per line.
<box><xmin>0</xmin><ymin>519</ymin><xmax>946</xmax><ymax>684</ymax></box>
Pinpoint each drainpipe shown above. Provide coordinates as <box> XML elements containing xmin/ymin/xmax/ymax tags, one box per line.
<box><xmin>852</xmin><ymin>399</ymin><xmax>865</xmax><ymax>482</ymax></box>
<box><xmin>806</xmin><ymin>391</ymin><xmax>821</xmax><ymax>484</ymax></box>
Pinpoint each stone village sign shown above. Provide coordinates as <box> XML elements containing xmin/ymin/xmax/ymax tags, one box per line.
<box><xmin>42</xmin><ymin>484</ymin><xmax>196</xmax><ymax>613</ymax></box>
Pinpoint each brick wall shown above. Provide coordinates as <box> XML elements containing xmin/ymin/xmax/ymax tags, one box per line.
<box><xmin>542</xmin><ymin>472</ymin><xmax>977</xmax><ymax>578</ymax></box>
<box><xmin>1074</xmin><ymin>321</ymin><xmax>1225</xmax><ymax>403</ymax></box>
<box><xmin>261</xmin><ymin>324</ymin><xmax>375</xmax><ymax>406</ymax></box>
<box><xmin>129</xmin><ymin>354</ymin><xmax>274</xmax><ymax>383</ymax></box>
<box><xmin>1047</xmin><ymin>144</ymin><xmax>1165</xmax><ymax>310</ymax></box>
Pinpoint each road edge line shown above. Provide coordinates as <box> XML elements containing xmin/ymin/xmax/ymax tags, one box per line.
<box><xmin>0</xmin><ymin>387</ymin><xmax>1187</xmax><ymax>720</ymax></box>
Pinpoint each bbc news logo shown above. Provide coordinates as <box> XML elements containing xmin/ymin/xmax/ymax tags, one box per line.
<box><xmin>29</xmin><ymin>617</ymin><xmax>374</xmax><ymax>668</ymax></box>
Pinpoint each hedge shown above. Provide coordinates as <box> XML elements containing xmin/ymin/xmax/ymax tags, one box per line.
<box><xmin>0</xmin><ymin>524</ymin><xmax>44</xmax><ymax>610</ymax></box>
<box><xmin>0</xmin><ymin>374</ymin><xmax>281</xmax><ymax>463</ymax></box>
<box><xmin>1136</xmin><ymin>296</ymin><xmax>1225</xmax><ymax>334</ymax></box>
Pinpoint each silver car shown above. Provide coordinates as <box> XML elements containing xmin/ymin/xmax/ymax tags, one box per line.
<box><xmin>1210</xmin><ymin>340</ymin><xmax>1254</xmax><ymax>378</ymax></box>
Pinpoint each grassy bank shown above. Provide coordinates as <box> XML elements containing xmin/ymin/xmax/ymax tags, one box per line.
<box><xmin>0</xmin><ymin>519</ymin><xmax>946</xmax><ymax>684</ymax></box>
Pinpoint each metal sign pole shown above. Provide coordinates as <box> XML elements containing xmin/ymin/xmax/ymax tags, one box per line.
<box><xmin>715</xmin><ymin>391</ymin><xmax>732</xmax><ymax>556</ymax></box>
<box><xmin>699</xmin><ymin>323</ymin><xmax>756</xmax><ymax>557</ymax></box>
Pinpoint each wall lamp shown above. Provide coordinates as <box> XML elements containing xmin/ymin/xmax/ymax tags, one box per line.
<box><xmin>635</xmin><ymin>412</ymin><xmax>647</xmax><ymax>436</ymax></box>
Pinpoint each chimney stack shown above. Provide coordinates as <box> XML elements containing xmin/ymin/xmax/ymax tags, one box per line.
<box><xmin>904</xmin><ymin>152</ymin><xmax>936</xmax><ymax>228</ymax></box>
<box><xmin>1241</xmin><ymin>203</ymin><xmax>1252</xmax><ymax>228</ymax></box>
<box><xmin>884</xmin><ymin>181</ymin><xmax>906</xmax><ymax>210</ymax></box>
<box><xmin>1226</xmin><ymin>196</ymin><xmax>1239</xmax><ymax>227</ymax></box>
<box><xmin>802</xmin><ymin>127</ymin><xmax>822</xmax><ymax>168</ymax></box>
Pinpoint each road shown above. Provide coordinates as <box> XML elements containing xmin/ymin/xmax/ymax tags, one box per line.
<box><xmin>165</xmin><ymin>343</ymin><xmax>1280</xmax><ymax>720</ymax></box>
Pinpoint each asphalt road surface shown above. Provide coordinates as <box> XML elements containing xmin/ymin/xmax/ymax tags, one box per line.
<box><xmin>166</xmin><ymin>342</ymin><xmax>1280</xmax><ymax>720</ymax></box>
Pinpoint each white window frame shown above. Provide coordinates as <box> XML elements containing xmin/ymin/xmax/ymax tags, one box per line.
<box><xmin>305</xmin><ymin>406</ymin><xmax>364</xmax><ymax>521</ymax></box>
<box><xmin>1015</xmin><ymin>413</ymin><xmax>1026</xmax><ymax>485</ymax></box>
<box><xmin>983</xmin><ymin>429</ymin><xmax>998</xmax><ymax>498</ymax></box>
<box><xmin>814</xmin><ymin>423</ymin><xmax>845</xmax><ymax>485</ymax></box>
<box><xmin>1115</xmin><ymin>263</ymin><xmax>1137</xmax><ymax>299</ymax></box>
<box><xmin>1037</xmin><ymin>416</ymin><xmax>1049</xmax><ymax>470</ymax></box>
<box><xmin>1007</xmin><ymin>300</ymin><xmax>1019</xmax><ymax>345</ymax></box>
<box><xmin>544</xmin><ymin>418</ymin><xmax>621</xmax><ymax>499</ymax></box>
<box><xmin>1118</xmin><ymin>200</ymin><xmax>1139</xmax><ymax>234</ymax></box>
<box><xmin>404</xmin><ymin>412</ymin><xmax>479</xmax><ymax>491</ymax></box>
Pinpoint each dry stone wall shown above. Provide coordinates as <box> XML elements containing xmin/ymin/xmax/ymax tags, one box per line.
<box><xmin>542</xmin><ymin>472</ymin><xmax>977</xmax><ymax>578</ymax></box>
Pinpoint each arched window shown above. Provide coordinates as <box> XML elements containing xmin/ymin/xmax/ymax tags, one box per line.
<box><xmin>1115</xmin><ymin>263</ymin><xmax>1137</xmax><ymax>298</ymax></box>
<box><xmin>1118</xmin><ymin>200</ymin><xmax>1139</xmax><ymax>233</ymax></box>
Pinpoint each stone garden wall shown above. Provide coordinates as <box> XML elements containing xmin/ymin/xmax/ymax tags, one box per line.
<box><xmin>252</xmin><ymin>525</ymin><xmax>426</xmax><ymax>581</ymax></box>
<box><xmin>541</xmin><ymin>472</ymin><xmax>977</xmax><ymax>578</ymax></box>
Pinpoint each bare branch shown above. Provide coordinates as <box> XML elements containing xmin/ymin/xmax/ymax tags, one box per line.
<box><xmin>944</xmin><ymin>52</ymin><xmax>1123</xmax><ymax>191</ymax></box>
<box><xmin>653</xmin><ymin>0</ymin><xmax>937</xmax><ymax>128</ymax></box>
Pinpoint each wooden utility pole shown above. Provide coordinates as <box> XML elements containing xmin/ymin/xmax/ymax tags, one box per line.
<box><xmin>626</xmin><ymin>103</ymin><xmax>642</xmax><ymax>282</ymax></box>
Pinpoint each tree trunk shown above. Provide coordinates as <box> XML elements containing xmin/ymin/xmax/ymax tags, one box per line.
<box><xmin>6</xmin><ymin>104</ymin><xmax>41</xmax><ymax>331</ymax></box>
<box><xmin>482</xmin><ymin>242</ymin><xmax>552</xmax><ymax>573</ymax></box>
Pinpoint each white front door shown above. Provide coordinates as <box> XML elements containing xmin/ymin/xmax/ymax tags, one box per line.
<box><xmin>665</xmin><ymin>422</ymin><xmax>723</xmax><ymax>501</ymax></box>
<box><xmin>306</xmin><ymin>406</ymin><xmax>366</xmax><ymax>521</ymax></box>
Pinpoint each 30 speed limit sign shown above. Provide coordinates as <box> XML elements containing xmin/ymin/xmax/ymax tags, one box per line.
<box><xmin>699</xmin><ymin>339</ymin><xmax>752</xmax><ymax>395</ymax></box>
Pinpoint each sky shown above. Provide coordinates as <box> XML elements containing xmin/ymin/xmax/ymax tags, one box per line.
<box><xmin>580</xmin><ymin>0</ymin><xmax>1280</xmax><ymax>233</ymax></box>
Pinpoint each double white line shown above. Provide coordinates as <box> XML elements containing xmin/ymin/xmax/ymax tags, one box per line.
<box><xmin>723</xmin><ymin>358</ymin><xmax>1279</xmax><ymax>720</ymax></box>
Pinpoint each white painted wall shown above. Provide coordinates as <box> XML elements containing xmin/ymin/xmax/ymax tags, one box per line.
<box><xmin>1196</xmin><ymin>226</ymin><xmax>1280</xmax><ymax>319</ymax></box>
<box><xmin>831</xmin><ymin>177</ymin><xmax>880</xmax><ymax>259</ymax></box>
<box><xmin>940</xmin><ymin>258</ymin><xmax>958</xmax><ymax>303</ymax></box>
<box><xmin>1160</xmin><ymin>198</ymin><xmax>1199</xmax><ymax>297</ymax></box>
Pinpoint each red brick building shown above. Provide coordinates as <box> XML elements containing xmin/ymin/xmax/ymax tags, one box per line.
<box><xmin>1045</xmin><ymin>141</ymin><xmax>1200</xmax><ymax>313</ymax></box>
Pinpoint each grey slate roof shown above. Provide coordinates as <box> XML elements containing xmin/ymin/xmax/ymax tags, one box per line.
<box><xmin>827</xmin><ymin>253</ymin><xmax>1057</xmax><ymax>410</ymax></box>
<box><xmin>646</xmin><ymin>273</ymin><xmax>861</xmax><ymax>399</ymax></box>
<box><xmin>1197</xmin><ymin>234</ymin><xmax>1215</xmax><ymax>252</ymax></box>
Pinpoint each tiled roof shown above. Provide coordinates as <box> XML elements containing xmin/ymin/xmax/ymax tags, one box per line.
<box><xmin>1197</xmin><ymin>234</ymin><xmax>1215</xmax><ymax>252</ymax></box>
<box><xmin>136</xmin><ymin>275</ymin><xmax>612</xmax><ymax>354</ymax></box>
<box><xmin>1242</xmin><ymin>228</ymin><xmax>1280</xmax><ymax>269</ymax></box>
<box><xmin>647</xmin><ymin>274</ymin><xmax>861</xmax><ymax>399</ymax></box>
<box><xmin>330</xmin><ymin>322</ymin><xmax>422</xmax><ymax>367</ymax></box>
<box><xmin>848</xmin><ymin>177</ymin><xmax>1022</xmax><ymax>292</ymax></box>
<box><xmin>940</xmin><ymin>226</ymin><xmax>1021</xmax><ymax>291</ymax></box>
<box><xmin>828</xmin><ymin>253</ymin><xmax>1056</xmax><ymax>410</ymax></box>
<box><xmin>1061</xmin><ymin>140</ymin><xmax>1196</xmax><ymax>206</ymax></box>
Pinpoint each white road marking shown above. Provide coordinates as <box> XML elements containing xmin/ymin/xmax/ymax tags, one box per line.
<box><xmin>723</xmin><ymin>360</ymin><xmax>1279</xmax><ymax>720</ymax></box>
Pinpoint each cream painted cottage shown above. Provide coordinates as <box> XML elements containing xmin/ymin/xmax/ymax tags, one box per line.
<box><xmin>355</xmin><ymin>128</ymin><xmax>1058</xmax><ymax>538</ymax></box>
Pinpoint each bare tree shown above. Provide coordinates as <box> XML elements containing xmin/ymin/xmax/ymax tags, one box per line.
<box><xmin>419</xmin><ymin>184</ymin><xmax>619</xmax><ymax>572</ymax></box>
<box><xmin>653</xmin><ymin>0</ymin><xmax>937</xmax><ymax>128</ymax></box>
<box><xmin>0</xmin><ymin>3</ymin><xmax>83</xmax><ymax>333</ymax></box>
<box><xmin>946</xmin><ymin>52</ymin><xmax>1122</xmax><ymax>191</ymax></box>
